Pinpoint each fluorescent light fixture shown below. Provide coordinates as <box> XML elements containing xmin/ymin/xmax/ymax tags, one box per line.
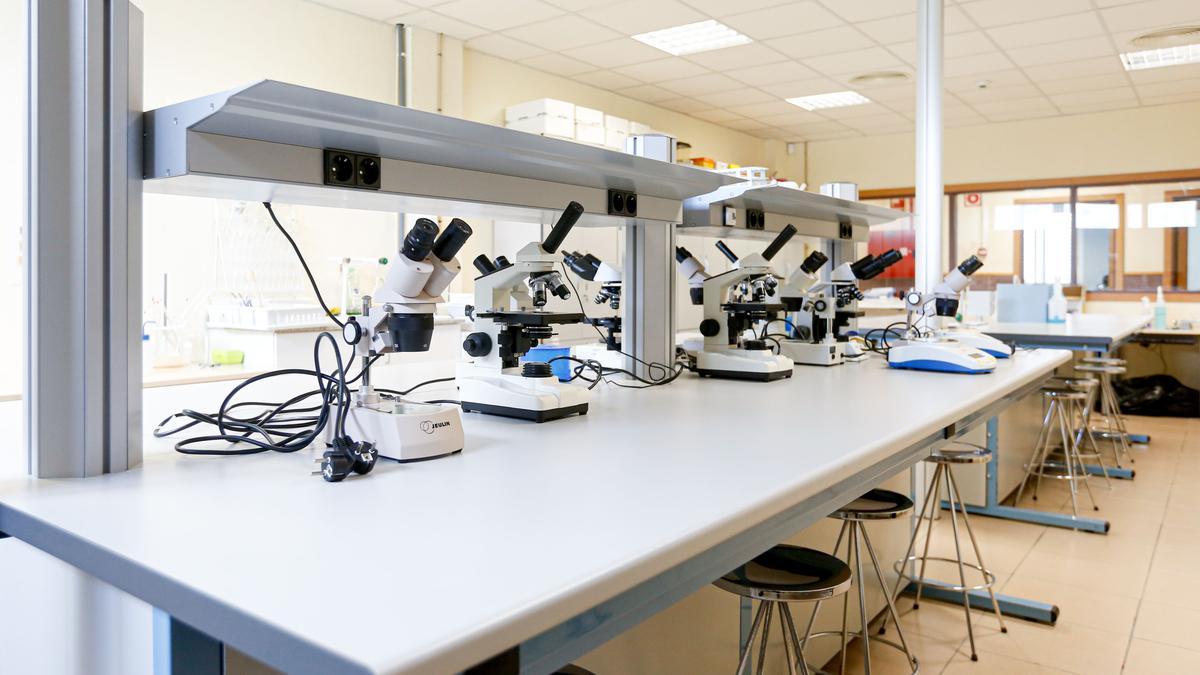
<box><xmin>632</xmin><ymin>20</ymin><xmax>751</xmax><ymax>56</ymax></box>
<box><xmin>1148</xmin><ymin>201</ymin><xmax>1197</xmax><ymax>228</ymax></box>
<box><xmin>786</xmin><ymin>91</ymin><xmax>870</xmax><ymax>111</ymax></box>
<box><xmin>1119</xmin><ymin>44</ymin><xmax>1200</xmax><ymax>71</ymax></box>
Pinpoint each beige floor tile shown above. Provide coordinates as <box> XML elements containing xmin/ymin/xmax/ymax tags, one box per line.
<box><xmin>1143</xmin><ymin>564</ymin><xmax>1200</xmax><ymax>611</ymax></box>
<box><xmin>941</xmin><ymin>645</ymin><xmax>1074</xmax><ymax>674</ymax></box>
<box><xmin>823</xmin><ymin>628</ymin><xmax>959</xmax><ymax>675</ymax></box>
<box><xmin>1148</xmin><ymin>539</ymin><xmax>1200</xmax><ymax>576</ymax></box>
<box><xmin>970</xmin><ymin>618</ymin><xmax>1126</xmax><ymax>675</ymax></box>
<box><xmin>1132</xmin><ymin>600</ymin><xmax>1200</xmax><ymax>652</ymax></box>
<box><xmin>1123</xmin><ymin>638</ymin><xmax>1200</xmax><ymax>674</ymax></box>
<box><xmin>1029</xmin><ymin>524</ymin><xmax>1155</xmax><ymax>568</ymax></box>
<box><xmin>999</xmin><ymin>575</ymin><xmax>1140</xmax><ymax>635</ymax></box>
<box><xmin>1008</xmin><ymin>550</ymin><xmax>1147</xmax><ymax>599</ymax></box>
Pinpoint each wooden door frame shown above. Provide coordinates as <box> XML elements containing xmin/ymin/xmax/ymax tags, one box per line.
<box><xmin>1012</xmin><ymin>193</ymin><xmax>1124</xmax><ymax>288</ymax></box>
<box><xmin>1164</xmin><ymin>190</ymin><xmax>1197</xmax><ymax>288</ymax></box>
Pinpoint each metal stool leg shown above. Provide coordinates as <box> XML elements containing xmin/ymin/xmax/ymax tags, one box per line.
<box><xmin>946</xmin><ymin>468</ymin><xmax>1007</xmax><ymax>636</ymax></box>
<box><xmin>880</xmin><ymin>461</ymin><xmax>942</xmax><ymax>635</ymax></box>
<box><xmin>780</xmin><ymin>604</ymin><xmax>810</xmax><ymax>675</ymax></box>
<box><xmin>852</xmin><ymin>524</ymin><xmax>871</xmax><ymax>675</ymax></box>
<box><xmin>756</xmin><ymin>602</ymin><xmax>773</xmax><ymax>675</ymax></box>
<box><xmin>1016</xmin><ymin>398</ymin><xmax>1056</xmax><ymax>505</ymax></box>
<box><xmin>913</xmin><ymin>464</ymin><xmax>944</xmax><ymax>608</ymax></box>
<box><xmin>944</xmin><ymin>467</ymin><xmax>977</xmax><ymax>660</ymax></box>
<box><xmin>737</xmin><ymin>601</ymin><xmax>768</xmax><ymax>675</ymax></box>
<box><xmin>1059</xmin><ymin>401</ymin><xmax>1099</xmax><ymax>513</ymax></box>
<box><xmin>861</xmin><ymin>526</ymin><xmax>917</xmax><ymax>669</ymax></box>
<box><xmin>1070</xmin><ymin>396</ymin><xmax>1113</xmax><ymax>489</ymax></box>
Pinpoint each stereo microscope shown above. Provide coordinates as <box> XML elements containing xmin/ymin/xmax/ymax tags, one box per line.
<box><xmin>887</xmin><ymin>255</ymin><xmax>1001</xmax><ymax>374</ymax></box>
<box><xmin>562</xmin><ymin>249</ymin><xmax>622</xmax><ymax>351</ymax></box>
<box><xmin>780</xmin><ymin>249</ymin><xmax>904</xmax><ymax>365</ymax></box>
<box><xmin>689</xmin><ymin>224</ymin><xmax>798</xmax><ymax>381</ymax></box>
<box><xmin>457</xmin><ymin>201</ymin><xmax>589</xmax><ymax>422</ymax></box>
<box><xmin>335</xmin><ymin>216</ymin><xmax>473</xmax><ymax>462</ymax></box>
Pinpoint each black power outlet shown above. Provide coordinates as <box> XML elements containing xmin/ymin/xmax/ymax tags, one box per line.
<box><xmin>746</xmin><ymin>209</ymin><xmax>765</xmax><ymax>230</ymax></box>
<box><xmin>607</xmin><ymin>189</ymin><xmax>638</xmax><ymax>217</ymax></box>
<box><xmin>838</xmin><ymin>220</ymin><xmax>853</xmax><ymax>239</ymax></box>
<box><xmin>323</xmin><ymin>149</ymin><xmax>382</xmax><ymax>190</ymax></box>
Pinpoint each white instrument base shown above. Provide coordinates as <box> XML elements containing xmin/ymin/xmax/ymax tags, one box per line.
<box><xmin>779</xmin><ymin>340</ymin><xmax>845</xmax><ymax>367</ymax></box>
<box><xmin>334</xmin><ymin>401</ymin><xmax>464</xmax><ymax>462</ymax></box>
<box><xmin>457</xmin><ymin>365</ymin><xmax>590</xmax><ymax>422</ymax></box>
<box><xmin>696</xmin><ymin>349</ymin><xmax>793</xmax><ymax>381</ymax></box>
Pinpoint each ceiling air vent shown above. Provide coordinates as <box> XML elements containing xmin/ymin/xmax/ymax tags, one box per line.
<box><xmin>1131</xmin><ymin>25</ymin><xmax>1200</xmax><ymax>47</ymax></box>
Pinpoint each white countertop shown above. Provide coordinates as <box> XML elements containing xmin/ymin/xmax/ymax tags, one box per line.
<box><xmin>0</xmin><ymin>349</ymin><xmax>1069</xmax><ymax>675</ymax></box>
<box><xmin>980</xmin><ymin>313</ymin><xmax>1150</xmax><ymax>347</ymax></box>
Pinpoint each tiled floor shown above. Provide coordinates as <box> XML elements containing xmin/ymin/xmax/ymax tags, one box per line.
<box><xmin>843</xmin><ymin>414</ymin><xmax>1200</xmax><ymax>675</ymax></box>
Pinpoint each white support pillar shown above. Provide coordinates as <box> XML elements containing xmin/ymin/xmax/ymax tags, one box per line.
<box><xmin>915</xmin><ymin>0</ymin><xmax>944</xmax><ymax>295</ymax></box>
<box><xmin>25</xmin><ymin>0</ymin><xmax>142</xmax><ymax>477</ymax></box>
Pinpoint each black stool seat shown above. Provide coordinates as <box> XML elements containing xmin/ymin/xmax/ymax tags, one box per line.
<box><xmin>554</xmin><ymin>666</ymin><xmax>595</xmax><ymax>675</ymax></box>
<box><xmin>715</xmin><ymin>544</ymin><xmax>851</xmax><ymax>602</ymax></box>
<box><xmin>831</xmin><ymin>488</ymin><xmax>914</xmax><ymax>520</ymax></box>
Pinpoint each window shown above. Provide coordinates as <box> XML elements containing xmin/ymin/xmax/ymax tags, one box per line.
<box><xmin>2</xmin><ymin>0</ymin><xmax>25</xmax><ymax>470</ymax></box>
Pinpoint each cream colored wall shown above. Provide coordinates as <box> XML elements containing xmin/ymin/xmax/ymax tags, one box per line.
<box><xmin>806</xmin><ymin>100</ymin><xmax>1200</xmax><ymax>190</ymax></box>
<box><xmin>462</xmin><ymin>50</ymin><xmax>774</xmax><ymax>169</ymax></box>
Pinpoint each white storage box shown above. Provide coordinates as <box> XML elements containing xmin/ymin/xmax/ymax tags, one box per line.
<box><xmin>507</xmin><ymin>115</ymin><xmax>574</xmax><ymax>139</ymax></box>
<box><xmin>575</xmin><ymin>122</ymin><xmax>605</xmax><ymax>145</ymax></box>
<box><xmin>575</xmin><ymin>105</ymin><xmax>604</xmax><ymax>126</ymax></box>
<box><xmin>604</xmin><ymin>114</ymin><xmax>630</xmax><ymax>133</ymax></box>
<box><xmin>604</xmin><ymin>128</ymin><xmax>627</xmax><ymax>150</ymax></box>
<box><xmin>505</xmin><ymin>98</ymin><xmax>574</xmax><ymax>124</ymax></box>
<box><xmin>630</xmin><ymin>121</ymin><xmax>653</xmax><ymax>135</ymax></box>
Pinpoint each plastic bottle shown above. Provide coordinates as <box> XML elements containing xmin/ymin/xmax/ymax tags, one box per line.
<box><xmin>1154</xmin><ymin>285</ymin><xmax>1168</xmax><ymax>329</ymax></box>
<box><xmin>1047</xmin><ymin>283</ymin><xmax>1067</xmax><ymax>323</ymax></box>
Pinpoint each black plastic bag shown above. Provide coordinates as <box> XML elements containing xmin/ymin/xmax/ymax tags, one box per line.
<box><xmin>1111</xmin><ymin>374</ymin><xmax>1199</xmax><ymax>418</ymax></box>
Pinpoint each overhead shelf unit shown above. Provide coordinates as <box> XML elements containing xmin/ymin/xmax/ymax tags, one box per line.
<box><xmin>681</xmin><ymin>182</ymin><xmax>908</xmax><ymax>243</ymax></box>
<box><xmin>143</xmin><ymin>80</ymin><xmax>739</xmax><ymax>226</ymax></box>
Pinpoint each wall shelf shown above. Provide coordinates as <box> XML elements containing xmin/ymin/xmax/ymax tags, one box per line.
<box><xmin>143</xmin><ymin>80</ymin><xmax>739</xmax><ymax>226</ymax></box>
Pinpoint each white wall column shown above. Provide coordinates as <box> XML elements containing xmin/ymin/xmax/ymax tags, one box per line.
<box><xmin>915</xmin><ymin>0</ymin><xmax>944</xmax><ymax>294</ymax></box>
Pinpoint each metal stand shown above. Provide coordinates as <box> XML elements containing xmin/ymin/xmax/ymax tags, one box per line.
<box><xmin>153</xmin><ymin>610</ymin><xmax>224</xmax><ymax>675</ymax></box>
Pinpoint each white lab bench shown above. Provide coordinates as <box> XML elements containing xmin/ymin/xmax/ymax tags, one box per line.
<box><xmin>0</xmin><ymin>349</ymin><xmax>1069</xmax><ymax>674</ymax></box>
<box><xmin>979</xmin><ymin>313</ymin><xmax>1149</xmax><ymax>353</ymax></box>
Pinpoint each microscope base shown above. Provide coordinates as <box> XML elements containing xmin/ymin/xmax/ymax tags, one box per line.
<box><xmin>887</xmin><ymin>340</ymin><xmax>997</xmax><ymax>374</ymax></box>
<box><xmin>695</xmin><ymin>350</ymin><xmax>793</xmax><ymax>382</ymax></box>
<box><xmin>457</xmin><ymin>368</ymin><xmax>590</xmax><ymax>423</ymax></box>
<box><xmin>333</xmin><ymin>401</ymin><xmax>464</xmax><ymax>462</ymax></box>
<box><xmin>779</xmin><ymin>340</ymin><xmax>845</xmax><ymax>367</ymax></box>
<box><xmin>934</xmin><ymin>328</ymin><xmax>1013</xmax><ymax>358</ymax></box>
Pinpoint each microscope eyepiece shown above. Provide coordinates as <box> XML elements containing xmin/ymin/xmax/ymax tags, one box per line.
<box><xmin>800</xmin><ymin>251</ymin><xmax>829</xmax><ymax>275</ymax></box>
<box><xmin>957</xmin><ymin>255</ymin><xmax>984</xmax><ymax>277</ymax></box>
<box><xmin>715</xmin><ymin>240</ymin><xmax>739</xmax><ymax>264</ymax></box>
<box><xmin>432</xmin><ymin>218</ymin><xmax>472</xmax><ymax>262</ymax></box>
<box><xmin>563</xmin><ymin>251</ymin><xmax>599</xmax><ymax>280</ymax></box>
<box><xmin>494</xmin><ymin>256</ymin><xmax>512</xmax><ymax>269</ymax></box>
<box><xmin>542</xmin><ymin>201</ymin><xmax>584</xmax><ymax>254</ymax></box>
<box><xmin>854</xmin><ymin>249</ymin><xmax>904</xmax><ymax>280</ymax></box>
<box><xmin>472</xmin><ymin>254</ymin><xmax>497</xmax><ymax>275</ymax></box>
<box><xmin>762</xmin><ymin>224</ymin><xmax>798</xmax><ymax>261</ymax></box>
<box><xmin>675</xmin><ymin>246</ymin><xmax>694</xmax><ymax>263</ymax></box>
<box><xmin>402</xmin><ymin>218</ymin><xmax>439</xmax><ymax>262</ymax></box>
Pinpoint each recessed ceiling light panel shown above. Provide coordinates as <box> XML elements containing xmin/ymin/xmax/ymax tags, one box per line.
<box><xmin>1131</xmin><ymin>25</ymin><xmax>1200</xmax><ymax>47</ymax></box>
<box><xmin>632</xmin><ymin>20</ymin><xmax>752</xmax><ymax>56</ymax></box>
<box><xmin>786</xmin><ymin>91</ymin><xmax>871</xmax><ymax>111</ymax></box>
<box><xmin>1120</xmin><ymin>44</ymin><xmax>1200</xmax><ymax>71</ymax></box>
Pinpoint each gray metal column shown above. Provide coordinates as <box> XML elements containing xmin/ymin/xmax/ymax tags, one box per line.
<box><xmin>25</xmin><ymin>0</ymin><xmax>143</xmax><ymax>477</ymax></box>
<box><xmin>623</xmin><ymin>223</ymin><xmax>676</xmax><ymax>378</ymax></box>
<box><xmin>915</xmin><ymin>0</ymin><xmax>944</xmax><ymax>296</ymax></box>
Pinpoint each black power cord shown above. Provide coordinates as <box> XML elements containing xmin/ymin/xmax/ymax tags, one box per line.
<box><xmin>263</xmin><ymin>202</ymin><xmax>344</xmax><ymax>329</ymax></box>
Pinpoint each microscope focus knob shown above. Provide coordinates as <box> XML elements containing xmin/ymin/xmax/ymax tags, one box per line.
<box><xmin>813</xmin><ymin>299</ymin><xmax>828</xmax><ymax>313</ymax></box>
<box><xmin>463</xmin><ymin>332</ymin><xmax>492</xmax><ymax>357</ymax></box>
<box><xmin>699</xmin><ymin>319</ymin><xmax>721</xmax><ymax>337</ymax></box>
<box><xmin>342</xmin><ymin>317</ymin><xmax>362</xmax><ymax>345</ymax></box>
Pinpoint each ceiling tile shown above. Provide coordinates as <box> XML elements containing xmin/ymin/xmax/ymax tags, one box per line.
<box><xmin>1005</xmin><ymin>36</ymin><xmax>1117</xmax><ymax>68</ymax></box>
<box><xmin>503</xmin><ymin>14</ymin><xmax>621</xmax><ymax>51</ymax></box>
<box><xmin>802</xmin><ymin>46</ymin><xmax>904</xmax><ymax>76</ymax></box>
<box><xmin>755</xmin><ymin>109</ymin><xmax>830</xmax><ymax>126</ymax></box>
<box><xmin>678</xmin><ymin>0</ymin><xmax>793</xmax><ymax>18</ymax></box>
<box><xmin>1135</xmin><ymin>78</ymin><xmax>1200</xmax><ymax>97</ymax></box>
<box><xmin>1099</xmin><ymin>0</ymin><xmax>1200</xmax><ymax>33</ymax></box>
<box><xmin>802</xmin><ymin>129</ymin><xmax>864</xmax><ymax>140</ymax></box>
<box><xmin>944</xmin><ymin>52</ymin><xmax>1016</xmax><ymax>78</ymax></box>
<box><xmin>749</xmin><ymin>126</ymin><xmax>792</xmax><ymax>139</ymax></box>
<box><xmin>542</xmin><ymin>0</ymin><xmax>608</xmax><ymax>10</ymax></box>
<box><xmin>954</xmin><ymin>82</ymin><xmax>1046</xmax><ymax>103</ymax></box>
<box><xmin>1049</xmin><ymin>86</ymin><xmax>1138</xmax><ymax>107</ymax></box>
<box><xmin>1023</xmin><ymin>56</ymin><xmax>1125</xmax><ymax>82</ymax></box>
<box><xmin>404</xmin><ymin>0</ymin><xmax>453</xmax><ymax>6</ymax></box>
<box><xmin>986</xmin><ymin>12</ymin><xmax>1107</xmax><ymax>50</ymax></box>
<box><xmin>1057</xmin><ymin>99</ymin><xmax>1139</xmax><ymax>115</ymax></box>
<box><xmin>758</xmin><ymin>77</ymin><xmax>847</xmax><ymax>98</ymax></box>
<box><xmin>683</xmin><ymin>42</ymin><xmax>790</xmax><ymax>70</ymax></box>
<box><xmin>390</xmin><ymin>9</ymin><xmax>488</xmax><ymax>38</ymax></box>
<box><xmin>1139</xmin><ymin>91</ymin><xmax>1200</xmax><ymax>105</ymax></box>
<box><xmin>311</xmin><ymin>0</ymin><xmax>418</xmax><ymax>21</ymax></box>
<box><xmin>780</xmin><ymin>120</ymin><xmax>852</xmax><ymax>134</ymax></box>
<box><xmin>722</xmin><ymin>2</ymin><xmax>845</xmax><ymax>41</ymax></box>
<box><xmin>852</xmin><ymin>82</ymin><xmax>915</xmax><ymax>101</ymax></box>
<box><xmin>518</xmin><ymin>52</ymin><xmax>596</xmax><ymax>77</ymax></box>
<box><xmin>765</xmin><ymin>26</ymin><xmax>876</xmax><ymax>60</ymax></box>
<box><xmin>857</xmin><ymin>7</ymin><xmax>973</xmax><ymax>43</ymax></box>
<box><xmin>656</xmin><ymin>97</ymin><xmax>714</xmax><ymax>114</ymax></box>
<box><xmin>572</xmin><ymin>69</ymin><xmax>642</xmax><ymax>90</ymax></box>
<box><xmin>889</xmin><ymin>31</ymin><xmax>1003</xmax><ymax>66</ymax></box>
<box><xmin>616</xmin><ymin>83</ymin><xmax>677</xmax><ymax>103</ymax></box>
<box><xmin>465</xmin><ymin>34</ymin><xmax>548</xmax><ymax>61</ymax></box>
<box><xmin>724</xmin><ymin>61</ymin><xmax>819</xmax><ymax>86</ymax></box>
<box><xmin>692</xmin><ymin>87</ymin><xmax>778</xmax><ymax>107</ymax></box>
<box><xmin>1035</xmin><ymin>72</ymin><xmax>1131</xmax><ymax>94</ymax></box>
<box><xmin>725</xmin><ymin>99</ymin><xmax>812</xmax><ymax>117</ymax></box>
<box><xmin>580</xmin><ymin>0</ymin><xmax>706</xmax><ymax>35</ymax></box>
<box><xmin>972</xmin><ymin>95</ymin><xmax>1058</xmax><ymax>116</ymax></box>
<box><xmin>721</xmin><ymin>117</ymin><xmax>771</xmax><ymax>131</ymax></box>
<box><xmin>814</xmin><ymin>101</ymin><xmax>896</xmax><ymax>119</ymax></box>
<box><xmin>691</xmin><ymin>108</ymin><xmax>747</xmax><ymax>123</ymax></box>
<box><xmin>432</xmin><ymin>0</ymin><xmax>563</xmax><ymax>31</ymax></box>
<box><xmin>562</xmin><ymin>38</ymin><xmax>666</xmax><ymax>69</ymax></box>
<box><xmin>958</xmin><ymin>0</ymin><xmax>1094</xmax><ymax>28</ymax></box>
<box><xmin>659</xmin><ymin>72</ymin><xmax>743</xmax><ymax>96</ymax></box>
<box><xmin>613</xmin><ymin>57</ymin><xmax>710</xmax><ymax>82</ymax></box>
<box><xmin>945</xmin><ymin>69</ymin><xmax>1032</xmax><ymax>91</ymax></box>
<box><xmin>818</xmin><ymin>0</ymin><xmax>914</xmax><ymax>23</ymax></box>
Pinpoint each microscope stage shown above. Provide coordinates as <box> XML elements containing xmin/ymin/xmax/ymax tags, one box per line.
<box><xmin>474</xmin><ymin>310</ymin><xmax>584</xmax><ymax>326</ymax></box>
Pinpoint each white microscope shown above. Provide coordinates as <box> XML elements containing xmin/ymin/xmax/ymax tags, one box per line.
<box><xmin>335</xmin><ymin>217</ymin><xmax>473</xmax><ymax>461</ymax></box>
<box><xmin>457</xmin><ymin>202</ymin><xmax>590</xmax><ymax>422</ymax></box>
<box><xmin>779</xmin><ymin>249</ymin><xmax>904</xmax><ymax>366</ymax></box>
<box><xmin>887</xmin><ymin>255</ymin><xmax>1003</xmax><ymax>374</ymax></box>
<box><xmin>684</xmin><ymin>225</ymin><xmax>798</xmax><ymax>381</ymax></box>
<box><xmin>562</xmin><ymin>249</ymin><xmax>622</xmax><ymax>352</ymax></box>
